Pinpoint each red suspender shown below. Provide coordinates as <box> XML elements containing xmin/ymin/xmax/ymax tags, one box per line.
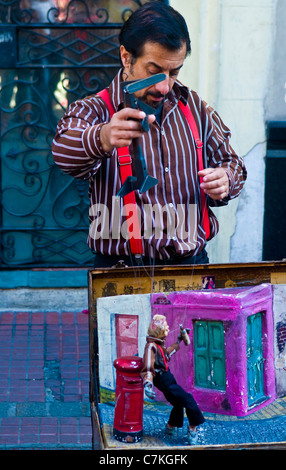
<box><xmin>97</xmin><ymin>89</ymin><xmax>144</xmax><ymax>255</ymax></box>
<box><xmin>178</xmin><ymin>101</ymin><xmax>211</xmax><ymax>240</ymax></box>
<box><xmin>156</xmin><ymin>344</ymin><xmax>168</xmax><ymax>371</ymax></box>
<box><xmin>97</xmin><ymin>89</ymin><xmax>210</xmax><ymax>254</ymax></box>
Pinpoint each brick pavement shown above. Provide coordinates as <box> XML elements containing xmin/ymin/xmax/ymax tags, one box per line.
<box><xmin>1</xmin><ymin>310</ymin><xmax>286</xmax><ymax>450</ymax></box>
<box><xmin>0</xmin><ymin>310</ymin><xmax>92</xmax><ymax>449</ymax></box>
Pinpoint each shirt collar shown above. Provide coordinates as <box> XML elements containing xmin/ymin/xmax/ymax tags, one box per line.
<box><xmin>146</xmin><ymin>335</ymin><xmax>166</xmax><ymax>346</ymax></box>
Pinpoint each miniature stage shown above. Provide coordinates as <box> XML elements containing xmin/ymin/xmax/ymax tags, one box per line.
<box><xmin>89</xmin><ymin>262</ymin><xmax>286</xmax><ymax>450</ymax></box>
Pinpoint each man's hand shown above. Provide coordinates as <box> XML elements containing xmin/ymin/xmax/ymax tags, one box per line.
<box><xmin>144</xmin><ymin>381</ymin><xmax>156</xmax><ymax>399</ymax></box>
<box><xmin>198</xmin><ymin>168</ymin><xmax>229</xmax><ymax>200</ymax></box>
<box><xmin>100</xmin><ymin>108</ymin><xmax>156</xmax><ymax>153</ymax></box>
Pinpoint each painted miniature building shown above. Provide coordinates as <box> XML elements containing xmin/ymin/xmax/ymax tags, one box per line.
<box><xmin>97</xmin><ymin>294</ymin><xmax>151</xmax><ymax>400</ymax></box>
<box><xmin>151</xmin><ymin>283</ymin><xmax>275</xmax><ymax>416</ymax></box>
<box><xmin>97</xmin><ymin>283</ymin><xmax>276</xmax><ymax>416</ymax></box>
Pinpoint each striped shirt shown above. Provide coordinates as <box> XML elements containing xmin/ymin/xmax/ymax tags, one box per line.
<box><xmin>52</xmin><ymin>69</ymin><xmax>247</xmax><ymax>260</ymax></box>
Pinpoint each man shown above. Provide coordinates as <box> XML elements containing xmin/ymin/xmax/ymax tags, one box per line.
<box><xmin>52</xmin><ymin>2</ymin><xmax>247</xmax><ymax>267</ymax></box>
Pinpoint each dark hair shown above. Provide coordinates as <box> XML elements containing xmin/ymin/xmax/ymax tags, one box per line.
<box><xmin>119</xmin><ymin>1</ymin><xmax>191</xmax><ymax>59</ymax></box>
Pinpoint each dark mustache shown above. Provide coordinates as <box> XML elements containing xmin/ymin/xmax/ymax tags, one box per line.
<box><xmin>146</xmin><ymin>92</ymin><xmax>164</xmax><ymax>99</ymax></box>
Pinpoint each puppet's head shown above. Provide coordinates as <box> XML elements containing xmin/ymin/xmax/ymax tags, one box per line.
<box><xmin>147</xmin><ymin>314</ymin><xmax>169</xmax><ymax>339</ymax></box>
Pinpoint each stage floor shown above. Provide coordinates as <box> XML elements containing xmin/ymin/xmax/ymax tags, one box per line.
<box><xmin>97</xmin><ymin>398</ymin><xmax>286</xmax><ymax>450</ymax></box>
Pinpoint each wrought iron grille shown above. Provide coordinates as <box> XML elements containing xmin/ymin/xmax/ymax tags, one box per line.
<box><xmin>0</xmin><ymin>0</ymin><xmax>168</xmax><ymax>267</ymax></box>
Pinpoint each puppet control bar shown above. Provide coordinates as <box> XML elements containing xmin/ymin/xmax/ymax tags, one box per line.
<box><xmin>116</xmin><ymin>73</ymin><xmax>166</xmax><ymax>198</ymax></box>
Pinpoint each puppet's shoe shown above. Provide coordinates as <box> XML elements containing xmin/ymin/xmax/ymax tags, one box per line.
<box><xmin>165</xmin><ymin>424</ymin><xmax>176</xmax><ymax>435</ymax></box>
<box><xmin>187</xmin><ymin>429</ymin><xmax>199</xmax><ymax>445</ymax></box>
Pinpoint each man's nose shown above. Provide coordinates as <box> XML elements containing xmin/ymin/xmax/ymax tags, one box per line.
<box><xmin>155</xmin><ymin>76</ymin><xmax>170</xmax><ymax>96</ymax></box>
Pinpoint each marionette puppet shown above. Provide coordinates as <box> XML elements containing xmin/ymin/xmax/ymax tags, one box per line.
<box><xmin>141</xmin><ymin>314</ymin><xmax>205</xmax><ymax>445</ymax></box>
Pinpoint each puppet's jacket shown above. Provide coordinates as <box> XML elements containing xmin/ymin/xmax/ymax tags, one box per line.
<box><xmin>141</xmin><ymin>336</ymin><xmax>180</xmax><ymax>385</ymax></box>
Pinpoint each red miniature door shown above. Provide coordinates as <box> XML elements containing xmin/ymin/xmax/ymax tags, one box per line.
<box><xmin>115</xmin><ymin>314</ymin><xmax>139</xmax><ymax>358</ymax></box>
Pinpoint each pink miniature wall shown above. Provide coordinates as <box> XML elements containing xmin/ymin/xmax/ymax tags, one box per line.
<box><xmin>150</xmin><ymin>284</ymin><xmax>276</xmax><ymax>416</ymax></box>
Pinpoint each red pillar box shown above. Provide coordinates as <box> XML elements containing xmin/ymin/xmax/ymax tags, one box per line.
<box><xmin>113</xmin><ymin>356</ymin><xmax>143</xmax><ymax>443</ymax></box>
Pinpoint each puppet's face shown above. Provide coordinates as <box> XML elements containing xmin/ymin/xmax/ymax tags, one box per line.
<box><xmin>149</xmin><ymin>315</ymin><xmax>169</xmax><ymax>339</ymax></box>
<box><xmin>161</xmin><ymin>319</ymin><xmax>170</xmax><ymax>338</ymax></box>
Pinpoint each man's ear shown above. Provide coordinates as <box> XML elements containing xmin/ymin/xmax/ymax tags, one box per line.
<box><xmin>120</xmin><ymin>45</ymin><xmax>132</xmax><ymax>69</ymax></box>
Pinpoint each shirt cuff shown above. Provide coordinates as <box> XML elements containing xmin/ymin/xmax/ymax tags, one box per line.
<box><xmin>143</xmin><ymin>373</ymin><xmax>153</xmax><ymax>385</ymax></box>
<box><xmin>82</xmin><ymin>123</ymin><xmax>113</xmax><ymax>159</ymax></box>
<box><xmin>223</xmin><ymin>167</ymin><xmax>235</xmax><ymax>194</ymax></box>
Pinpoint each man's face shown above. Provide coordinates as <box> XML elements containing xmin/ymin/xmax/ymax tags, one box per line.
<box><xmin>120</xmin><ymin>41</ymin><xmax>186</xmax><ymax>109</ymax></box>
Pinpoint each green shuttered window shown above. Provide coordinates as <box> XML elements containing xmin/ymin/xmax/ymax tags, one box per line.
<box><xmin>194</xmin><ymin>320</ymin><xmax>226</xmax><ymax>390</ymax></box>
<box><xmin>247</xmin><ymin>312</ymin><xmax>266</xmax><ymax>407</ymax></box>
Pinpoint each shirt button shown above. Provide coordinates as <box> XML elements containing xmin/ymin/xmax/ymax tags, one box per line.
<box><xmin>169</xmin><ymin>203</ymin><xmax>173</xmax><ymax>208</ymax></box>
<box><xmin>165</xmin><ymin>167</ymin><xmax>169</xmax><ymax>172</ymax></box>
